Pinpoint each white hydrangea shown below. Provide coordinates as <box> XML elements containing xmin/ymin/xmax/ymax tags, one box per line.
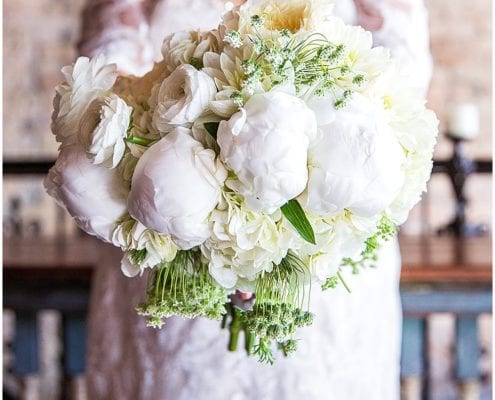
<box><xmin>78</xmin><ymin>94</ymin><xmax>132</xmax><ymax>168</ymax></box>
<box><xmin>202</xmin><ymin>192</ymin><xmax>293</xmax><ymax>289</ymax></box>
<box><xmin>127</xmin><ymin>127</ymin><xmax>227</xmax><ymax>249</ymax></box>
<box><xmin>218</xmin><ymin>90</ymin><xmax>317</xmax><ymax>213</ymax></box>
<box><xmin>52</xmin><ymin>55</ymin><xmax>117</xmax><ymax>146</ymax></box>
<box><xmin>292</xmin><ymin>210</ymin><xmax>379</xmax><ymax>282</ymax></box>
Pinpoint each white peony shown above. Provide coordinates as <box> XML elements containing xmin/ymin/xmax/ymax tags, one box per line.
<box><xmin>218</xmin><ymin>91</ymin><xmax>317</xmax><ymax>213</ymax></box>
<box><xmin>152</xmin><ymin>64</ymin><xmax>217</xmax><ymax>133</ymax></box>
<box><xmin>127</xmin><ymin>127</ymin><xmax>227</xmax><ymax>249</ymax></box>
<box><xmin>367</xmin><ymin>65</ymin><xmax>438</xmax><ymax>224</ymax></box>
<box><xmin>51</xmin><ymin>55</ymin><xmax>117</xmax><ymax>147</ymax></box>
<box><xmin>78</xmin><ymin>94</ymin><xmax>132</xmax><ymax>168</ymax></box>
<box><xmin>44</xmin><ymin>145</ymin><xmax>127</xmax><ymax>243</ymax></box>
<box><xmin>302</xmin><ymin>94</ymin><xmax>405</xmax><ymax>217</ymax></box>
<box><xmin>202</xmin><ymin>192</ymin><xmax>292</xmax><ymax>289</ymax></box>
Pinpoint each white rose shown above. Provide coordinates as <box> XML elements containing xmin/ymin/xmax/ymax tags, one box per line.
<box><xmin>301</xmin><ymin>94</ymin><xmax>405</xmax><ymax>217</ymax></box>
<box><xmin>44</xmin><ymin>145</ymin><xmax>127</xmax><ymax>243</ymax></box>
<box><xmin>152</xmin><ymin>64</ymin><xmax>217</xmax><ymax>133</ymax></box>
<box><xmin>113</xmin><ymin>219</ymin><xmax>178</xmax><ymax>277</ymax></box>
<box><xmin>78</xmin><ymin>94</ymin><xmax>132</xmax><ymax>168</ymax></box>
<box><xmin>127</xmin><ymin>127</ymin><xmax>227</xmax><ymax>249</ymax></box>
<box><xmin>52</xmin><ymin>55</ymin><xmax>117</xmax><ymax>146</ymax></box>
<box><xmin>218</xmin><ymin>91</ymin><xmax>317</xmax><ymax>213</ymax></box>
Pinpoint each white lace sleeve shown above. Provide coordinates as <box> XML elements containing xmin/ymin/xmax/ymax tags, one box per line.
<box><xmin>357</xmin><ymin>0</ymin><xmax>433</xmax><ymax>92</ymax></box>
<box><xmin>77</xmin><ymin>0</ymin><xmax>155</xmax><ymax>76</ymax></box>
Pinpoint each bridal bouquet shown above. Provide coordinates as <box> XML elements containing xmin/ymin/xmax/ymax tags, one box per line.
<box><xmin>46</xmin><ymin>0</ymin><xmax>437</xmax><ymax>363</ymax></box>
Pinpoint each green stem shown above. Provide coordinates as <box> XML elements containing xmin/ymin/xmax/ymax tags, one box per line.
<box><xmin>244</xmin><ymin>329</ymin><xmax>255</xmax><ymax>355</ymax></box>
<box><xmin>228</xmin><ymin>307</ymin><xmax>242</xmax><ymax>352</ymax></box>
<box><xmin>126</xmin><ymin>135</ymin><xmax>153</xmax><ymax>146</ymax></box>
<box><xmin>337</xmin><ymin>271</ymin><xmax>351</xmax><ymax>293</ymax></box>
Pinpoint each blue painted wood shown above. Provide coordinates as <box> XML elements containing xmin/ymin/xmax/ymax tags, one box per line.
<box><xmin>13</xmin><ymin>312</ymin><xmax>38</xmax><ymax>375</ymax></box>
<box><xmin>401</xmin><ymin>290</ymin><xmax>492</xmax><ymax>315</ymax></box>
<box><xmin>63</xmin><ymin>313</ymin><xmax>87</xmax><ymax>375</ymax></box>
<box><xmin>456</xmin><ymin>316</ymin><xmax>480</xmax><ymax>380</ymax></box>
<box><xmin>401</xmin><ymin>317</ymin><xmax>425</xmax><ymax>377</ymax></box>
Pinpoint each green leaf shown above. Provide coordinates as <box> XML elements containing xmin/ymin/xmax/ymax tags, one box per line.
<box><xmin>204</xmin><ymin>122</ymin><xmax>220</xmax><ymax>139</ymax></box>
<box><xmin>281</xmin><ymin>200</ymin><xmax>316</xmax><ymax>245</ymax></box>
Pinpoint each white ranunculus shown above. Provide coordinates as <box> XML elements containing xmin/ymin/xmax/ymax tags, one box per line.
<box><xmin>113</xmin><ymin>219</ymin><xmax>179</xmax><ymax>277</ymax></box>
<box><xmin>301</xmin><ymin>94</ymin><xmax>405</xmax><ymax>217</ymax></box>
<box><xmin>161</xmin><ymin>30</ymin><xmax>221</xmax><ymax>73</ymax></box>
<box><xmin>52</xmin><ymin>55</ymin><xmax>117</xmax><ymax>147</ymax></box>
<box><xmin>78</xmin><ymin>94</ymin><xmax>132</xmax><ymax>168</ymax></box>
<box><xmin>127</xmin><ymin>127</ymin><xmax>227</xmax><ymax>249</ymax></box>
<box><xmin>44</xmin><ymin>145</ymin><xmax>127</xmax><ymax>243</ymax></box>
<box><xmin>152</xmin><ymin>64</ymin><xmax>217</xmax><ymax>133</ymax></box>
<box><xmin>218</xmin><ymin>91</ymin><xmax>317</xmax><ymax>213</ymax></box>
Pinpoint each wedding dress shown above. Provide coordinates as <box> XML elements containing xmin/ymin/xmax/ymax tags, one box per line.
<box><xmin>82</xmin><ymin>1</ymin><xmax>432</xmax><ymax>399</ymax></box>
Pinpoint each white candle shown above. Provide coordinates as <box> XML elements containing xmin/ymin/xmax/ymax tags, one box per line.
<box><xmin>446</xmin><ymin>103</ymin><xmax>480</xmax><ymax>140</ymax></box>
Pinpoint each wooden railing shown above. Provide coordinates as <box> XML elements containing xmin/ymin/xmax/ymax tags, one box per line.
<box><xmin>399</xmin><ymin>235</ymin><xmax>492</xmax><ymax>400</ymax></box>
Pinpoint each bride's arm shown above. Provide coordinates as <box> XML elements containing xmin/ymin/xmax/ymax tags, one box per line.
<box><xmin>77</xmin><ymin>0</ymin><xmax>155</xmax><ymax>75</ymax></box>
<box><xmin>355</xmin><ymin>0</ymin><xmax>433</xmax><ymax>92</ymax></box>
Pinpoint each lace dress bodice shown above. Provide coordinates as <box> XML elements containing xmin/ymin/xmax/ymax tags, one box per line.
<box><xmin>82</xmin><ymin>1</ymin><xmax>432</xmax><ymax>398</ymax></box>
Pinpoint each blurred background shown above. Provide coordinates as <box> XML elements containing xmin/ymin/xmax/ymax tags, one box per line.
<box><xmin>3</xmin><ymin>0</ymin><xmax>492</xmax><ymax>399</ymax></box>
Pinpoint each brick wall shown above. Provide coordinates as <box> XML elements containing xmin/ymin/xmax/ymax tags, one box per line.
<box><xmin>402</xmin><ymin>0</ymin><xmax>492</xmax><ymax>234</ymax></box>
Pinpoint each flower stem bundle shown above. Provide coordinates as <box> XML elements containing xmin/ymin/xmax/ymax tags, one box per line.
<box><xmin>137</xmin><ymin>250</ymin><xmax>228</xmax><ymax>328</ymax></box>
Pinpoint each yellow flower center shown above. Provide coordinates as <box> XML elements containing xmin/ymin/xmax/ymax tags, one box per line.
<box><xmin>260</xmin><ymin>3</ymin><xmax>307</xmax><ymax>33</ymax></box>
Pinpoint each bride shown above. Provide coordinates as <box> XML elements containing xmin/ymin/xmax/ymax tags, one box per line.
<box><xmin>79</xmin><ymin>1</ymin><xmax>432</xmax><ymax>399</ymax></box>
